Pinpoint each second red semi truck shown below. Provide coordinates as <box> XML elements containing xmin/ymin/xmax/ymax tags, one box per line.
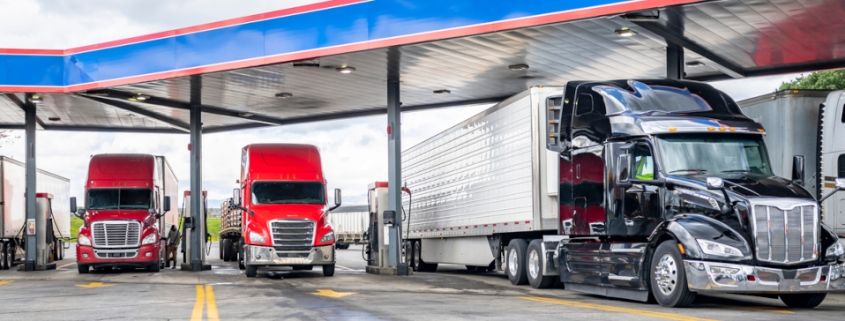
<box><xmin>228</xmin><ymin>144</ymin><xmax>341</xmax><ymax>277</ymax></box>
<box><xmin>71</xmin><ymin>154</ymin><xmax>178</xmax><ymax>273</ymax></box>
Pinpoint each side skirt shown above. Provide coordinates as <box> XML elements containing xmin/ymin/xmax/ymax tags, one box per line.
<box><xmin>564</xmin><ymin>283</ymin><xmax>650</xmax><ymax>302</ymax></box>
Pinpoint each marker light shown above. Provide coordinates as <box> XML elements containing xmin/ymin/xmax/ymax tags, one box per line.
<box><xmin>668</xmin><ymin>127</ymin><xmax>677</xmax><ymax>132</ymax></box>
<box><xmin>708</xmin><ymin>127</ymin><xmax>716</xmax><ymax>131</ymax></box>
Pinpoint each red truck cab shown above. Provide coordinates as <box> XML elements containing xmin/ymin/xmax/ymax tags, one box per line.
<box><xmin>232</xmin><ymin>144</ymin><xmax>341</xmax><ymax>277</ymax></box>
<box><xmin>71</xmin><ymin>154</ymin><xmax>173</xmax><ymax>273</ymax></box>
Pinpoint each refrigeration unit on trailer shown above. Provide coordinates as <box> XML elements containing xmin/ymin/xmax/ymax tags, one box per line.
<box><xmin>739</xmin><ymin>90</ymin><xmax>845</xmax><ymax>239</ymax></box>
<box><xmin>329</xmin><ymin>205</ymin><xmax>368</xmax><ymax>250</ymax></box>
<box><xmin>228</xmin><ymin>144</ymin><xmax>342</xmax><ymax>278</ymax></box>
<box><xmin>404</xmin><ymin>80</ymin><xmax>845</xmax><ymax>309</ymax></box>
<box><xmin>402</xmin><ymin>86</ymin><xmax>563</xmax><ymax>274</ymax></box>
<box><xmin>71</xmin><ymin>154</ymin><xmax>177</xmax><ymax>273</ymax></box>
<box><xmin>0</xmin><ymin>156</ymin><xmax>71</xmax><ymax>270</ymax></box>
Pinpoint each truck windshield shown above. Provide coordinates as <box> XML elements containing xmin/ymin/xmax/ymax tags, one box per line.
<box><xmin>87</xmin><ymin>189</ymin><xmax>152</xmax><ymax>210</ymax></box>
<box><xmin>251</xmin><ymin>182</ymin><xmax>325</xmax><ymax>205</ymax></box>
<box><xmin>657</xmin><ymin>135</ymin><xmax>773</xmax><ymax>176</ymax></box>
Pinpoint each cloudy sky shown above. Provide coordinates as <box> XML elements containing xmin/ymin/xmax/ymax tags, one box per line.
<box><xmin>0</xmin><ymin>0</ymin><xmax>800</xmax><ymax>207</ymax></box>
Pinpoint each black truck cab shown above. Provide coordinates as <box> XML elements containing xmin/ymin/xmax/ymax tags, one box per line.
<box><xmin>547</xmin><ymin>79</ymin><xmax>845</xmax><ymax>308</ymax></box>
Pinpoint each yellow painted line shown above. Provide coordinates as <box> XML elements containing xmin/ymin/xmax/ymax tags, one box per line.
<box><xmin>700</xmin><ymin>304</ymin><xmax>793</xmax><ymax>314</ymax></box>
<box><xmin>75</xmin><ymin>282</ymin><xmax>114</xmax><ymax>289</ymax></box>
<box><xmin>205</xmin><ymin>285</ymin><xmax>220</xmax><ymax>321</ymax></box>
<box><xmin>191</xmin><ymin>285</ymin><xmax>205</xmax><ymax>321</ymax></box>
<box><xmin>0</xmin><ymin>280</ymin><xmax>13</xmax><ymax>286</ymax></box>
<box><xmin>519</xmin><ymin>296</ymin><xmax>716</xmax><ymax>321</ymax></box>
<box><xmin>336</xmin><ymin>264</ymin><xmax>353</xmax><ymax>271</ymax></box>
<box><xmin>311</xmin><ymin>289</ymin><xmax>357</xmax><ymax>298</ymax></box>
<box><xmin>57</xmin><ymin>262</ymin><xmax>77</xmax><ymax>269</ymax></box>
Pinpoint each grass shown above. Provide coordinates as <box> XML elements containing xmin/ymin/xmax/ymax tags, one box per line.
<box><xmin>69</xmin><ymin>216</ymin><xmax>222</xmax><ymax>241</ymax></box>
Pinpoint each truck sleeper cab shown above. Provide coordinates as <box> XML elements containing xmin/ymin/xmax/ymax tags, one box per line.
<box><xmin>232</xmin><ymin>144</ymin><xmax>341</xmax><ymax>278</ymax></box>
<box><xmin>548</xmin><ymin>79</ymin><xmax>845</xmax><ymax>308</ymax></box>
<box><xmin>72</xmin><ymin>154</ymin><xmax>174</xmax><ymax>273</ymax></box>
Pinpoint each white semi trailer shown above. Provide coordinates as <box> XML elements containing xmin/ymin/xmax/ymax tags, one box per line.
<box><xmin>0</xmin><ymin>156</ymin><xmax>71</xmax><ymax>269</ymax></box>
<box><xmin>739</xmin><ymin>89</ymin><xmax>845</xmax><ymax>238</ymax></box>
<box><xmin>402</xmin><ymin>86</ymin><xmax>563</xmax><ymax>272</ymax></box>
<box><xmin>329</xmin><ymin>205</ymin><xmax>368</xmax><ymax>250</ymax></box>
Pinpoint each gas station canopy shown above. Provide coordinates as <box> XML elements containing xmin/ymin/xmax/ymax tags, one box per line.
<box><xmin>0</xmin><ymin>0</ymin><xmax>844</xmax><ymax>133</ymax></box>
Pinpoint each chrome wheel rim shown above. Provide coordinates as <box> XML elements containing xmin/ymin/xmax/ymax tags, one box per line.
<box><xmin>528</xmin><ymin>250</ymin><xmax>540</xmax><ymax>279</ymax></box>
<box><xmin>654</xmin><ymin>253</ymin><xmax>678</xmax><ymax>296</ymax></box>
<box><xmin>508</xmin><ymin>248</ymin><xmax>519</xmax><ymax>276</ymax></box>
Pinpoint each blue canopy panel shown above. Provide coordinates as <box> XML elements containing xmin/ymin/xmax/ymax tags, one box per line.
<box><xmin>0</xmin><ymin>0</ymin><xmax>699</xmax><ymax>92</ymax></box>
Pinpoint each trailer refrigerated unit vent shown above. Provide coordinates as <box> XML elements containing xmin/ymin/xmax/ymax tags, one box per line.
<box><xmin>752</xmin><ymin>203</ymin><xmax>817</xmax><ymax>264</ymax></box>
<box><xmin>270</xmin><ymin>220</ymin><xmax>314</xmax><ymax>253</ymax></box>
<box><xmin>91</xmin><ymin>221</ymin><xmax>141</xmax><ymax>248</ymax></box>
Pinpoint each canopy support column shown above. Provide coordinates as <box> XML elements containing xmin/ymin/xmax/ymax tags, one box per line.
<box><xmin>185</xmin><ymin>75</ymin><xmax>210</xmax><ymax>272</ymax></box>
<box><xmin>667</xmin><ymin>42</ymin><xmax>684</xmax><ymax>80</ymax></box>
<box><xmin>22</xmin><ymin>94</ymin><xmax>38</xmax><ymax>271</ymax></box>
<box><xmin>387</xmin><ymin>79</ymin><xmax>407</xmax><ymax>275</ymax></box>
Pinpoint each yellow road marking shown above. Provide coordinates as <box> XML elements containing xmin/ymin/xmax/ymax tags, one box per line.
<box><xmin>191</xmin><ymin>285</ymin><xmax>205</xmax><ymax>321</ymax></box>
<box><xmin>336</xmin><ymin>264</ymin><xmax>353</xmax><ymax>271</ymax></box>
<box><xmin>205</xmin><ymin>285</ymin><xmax>220</xmax><ymax>321</ymax></box>
<box><xmin>311</xmin><ymin>289</ymin><xmax>357</xmax><ymax>298</ymax></box>
<box><xmin>57</xmin><ymin>262</ymin><xmax>77</xmax><ymax>269</ymax></box>
<box><xmin>700</xmin><ymin>304</ymin><xmax>793</xmax><ymax>314</ymax></box>
<box><xmin>519</xmin><ymin>296</ymin><xmax>716</xmax><ymax>321</ymax></box>
<box><xmin>0</xmin><ymin>280</ymin><xmax>13</xmax><ymax>286</ymax></box>
<box><xmin>75</xmin><ymin>282</ymin><xmax>114</xmax><ymax>289</ymax></box>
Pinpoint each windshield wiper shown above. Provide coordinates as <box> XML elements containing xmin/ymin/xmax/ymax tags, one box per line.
<box><xmin>669</xmin><ymin>169</ymin><xmax>708</xmax><ymax>174</ymax></box>
<box><xmin>721</xmin><ymin>169</ymin><xmax>750</xmax><ymax>173</ymax></box>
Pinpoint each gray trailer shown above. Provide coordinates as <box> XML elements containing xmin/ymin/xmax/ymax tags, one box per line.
<box><xmin>329</xmin><ymin>205</ymin><xmax>368</xmax><ymax>249</ymax></box>
<box><xmin>0</xmin><ymin>156</ymin><xmax>71</xmax><ymax>269</ymax></box>
<box><xmin>402</xmin><ymin>86</ymin><xmax>563</xmax><ymax>272</ymax></box>
<box><xmin>739</xmin><ymin>90</ymin><xmax>845</xmax><ymax>238</ymax></box>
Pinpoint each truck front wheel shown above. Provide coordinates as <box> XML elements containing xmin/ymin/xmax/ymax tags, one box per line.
<box><xmin>245</xmin><ymin>264</ymin><xmax>257</xmax><ymax>277</ymax></box>
<box><xmin>78</xmin><ymin>264</ymin><xmax>89</xmax><ymax>274</ymax></box>
<box><xmin>222</xmin><ymin>239</ymin><xmax>231</xmax><ymax>262</ymax></box>
<box><xmin>506</xmin><ymin>239</ymin><xmax>529</xmax><ymax>285</ymax></box>
<box><xmin>650</xmin><ymin>241</ymin><xmax>696</xmax><ymax>307</ymax></box>
<box><xmin>323</xmin><ymin>264</ymin><xmax>335</xmax><ymax>277</ymax></box>
<box><xmin>780</xmin><ymin>293</ymin><xmax>826</xmax><ymax>308</ymax></box>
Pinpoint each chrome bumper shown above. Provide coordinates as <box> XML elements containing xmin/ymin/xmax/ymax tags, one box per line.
<box><xmin>684</xmin><ymin>260</ymin><xmax>845</xmax><ymax>293</ymax></box>
<box><xmin>245</xmin><ymin>244</ymin><xmax>334</xmax><ymax>266</ymax></box>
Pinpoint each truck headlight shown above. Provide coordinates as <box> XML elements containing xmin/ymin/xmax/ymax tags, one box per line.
<box><xmin>825</xmin><ymin>242</ymin><xmax>844</xmax><ymax>260</ymax></box>
<box><xmin>249</xmin><ymin>231</ymin><xmax>266</xmax><ymax>244</ymax></box>
<box><xmin>697</xmin><ymin>239</ymin><xmax>743</xmax><ymax>258</ymax></box>
<box><xmin>141</xmin><ymin>234</ymin><xmax>157</xmax><ymax>245</ymax></box>
<box><xmin>78</xmin><ymin>235</ymin><xmax>91</xmax><ymax>247</ymax></box>
<box><xmin>321</xmin><ymin>232</ymin><xmax>335</xmax><ymax>243</ymax></box>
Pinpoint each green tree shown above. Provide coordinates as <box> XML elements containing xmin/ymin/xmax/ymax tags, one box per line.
<box><xmin>779</xmin><ymin>70</ymin><xmax>845</xmax><ymax>90</ymax></box>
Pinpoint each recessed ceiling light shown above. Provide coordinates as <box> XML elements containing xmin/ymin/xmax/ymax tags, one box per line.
<box><xmin>130</xmin><ymin>93</ymin><xmax>150</xmax><ymax>101</ymax></box>
<box><xmin>433</xmin><ymin>89</ymin><xmax>451</xmax><ymax>94</ymax></box>
<box><xmin>48</xmin><ymin>117</ymin><xmax>60</xmax><ymax>121</ymax></box>
<box><xmin>614</xmin><ymin>27</ymin><xmax>637</xmax><ymax>37</ymax></box>
<box><xmin>238</xmin><ymin>112</ymin><xmax>254</xmax><ymax>118</ymax></box>
<box><xmin>275</xmin><ymin>92</ymin><xmax>293</xmax><ymax>98</ymax></box>
<box><xmin>509</xmin><ymin>64</ymin><xmax>530</xmax><ymax>71</ymax></box>
<box><xmin>336</xmin><ymin>66</ymin><xmax>356</xmax><ymax>74</ymax></box>
<box><xmin>685</xmin><ymin>61</ymin><xmax>705</xmax><ymax>67</ymax></box>
<box><xmin>29</xmin><ymin>94</ymin><xmax>43</xmax><ymax>104</ymax></box>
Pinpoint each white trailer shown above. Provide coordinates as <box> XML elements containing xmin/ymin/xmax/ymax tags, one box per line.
<box><xmin>329</xmin><ymin>205</ymin><xmax>368</xmax><ymax>249</ymax></box>
<box><xmin>0</xmin><ymin>156</ymin><xmax>71</xmax><ymax>269</ymax></box>
<box><xmin>402</xmin><ymin>86</ymin><xmax>562</xmax><ymax>271</ymax></box>
<box><xmin>739</xmin><ymin>90</ymin><xmax>845</xmax><ymax>237</ymax></box>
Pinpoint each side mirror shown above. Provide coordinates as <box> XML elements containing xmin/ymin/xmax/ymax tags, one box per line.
<box><xmin>837</xmin><ymin>178</ymin><xmax>845</xmax><ymax>189</ymax></box>
<box><xmin>70</xmin><ymin>197</ymin><xmax>77</xmax><ymax>214</ymax></box>
<box><xmin>163</xmin><ymin>196</ymin><xmax>171</xmax><ymax>212</ymax></box>
<box><xmin>329</xmin><ymin>189</ymin><xmax>342</xmax><ymax>211</ymax></box>
<box><xmin>232</xmin><ymin>188</ymin><xmax>241</xmax><ymax>206</ymax></box>
<box><xmin>792</xmin><ymin>155</ymin><xmax>805</xmax><ymax>186</ymax></box>
<box><xmin>819</xmin><ymin>178</ymin><xmax>845</xmax><ymax>203</ymax></box>
<box><xmin>706</xmin><ymin>177</ymin><xmax>724</xmax><ymax>190</ymax></box>
<box><xmin>616</xmin><ymin>154</ymin><xmax>632</xmax><ymax>187</ymax></box>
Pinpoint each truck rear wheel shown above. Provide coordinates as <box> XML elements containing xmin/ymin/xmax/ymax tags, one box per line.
<box><xmin>245</xmin><ymin>264</ymin><xmax>257</xmax><ymax>277</ymax></box>
<box><xmin>650</xmin><ymin>241</ymin><xmax>696</xmax><ymax>307</ymax></box>
<box><xmin>780</xmin><ymin>293</ymin><xmax>826</xmax><ymax>308</ymax></box>
<box><xmin>506</xmin><ymin>239</ymin><xmax>529</xmax><ymax>285</ymax></box>
<box><xmin>218</xmin><ymin>240</ymin><xmax>223</xmax><ymax>259</ymax></box>
<box><xmin>323</xmin><ymin>264</ymin><xmax>335</xmax><ymax>276</ymax></box>
<box><xmin>336</xmin><ymin>243</ymin><xmax>350</xmax><ymax>250</ymax></box>
<box><xmin>221</xmin><ymin>239</ymin><xmax>231</xmax><ymax>262</ymax></box>
<box><xmin>78</xmin><ymin>264</ymin><xmax>89</xmax><ymax>274</ymax></box>
<box><xmin>1</xmin><ymin>242</ymin><xmax>9</xmax><ymax>270</ymax></box>
<box><xmin>527</xmin><ymin>240</ymin><xmax>555</xmax><ymax>288</ymax></box>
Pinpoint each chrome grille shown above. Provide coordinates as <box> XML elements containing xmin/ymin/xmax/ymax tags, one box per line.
<box><xmin>270</xmin><ymin>220</ymin><xmax>315</xmax><ymax>253</ymax></box>
<box><xmin>752</xmin><ymin>202</ymin><xmax>817</xmax><ymax>264</ymax></box>
<box><xmin>91</xmin><ymin>221</ymin><xmax>141</xmax><ymax>248</ymax></box>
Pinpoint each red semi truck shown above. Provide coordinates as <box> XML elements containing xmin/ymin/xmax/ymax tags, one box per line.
<box><xmin>71</xmin><ymin>154</ymin><xmax>178</xmax><ymax>273</ymax></box>
<box><xmin>227</xmin><ymin>144</ymin><xmax>341</xmax><ymax>277</ymax></box>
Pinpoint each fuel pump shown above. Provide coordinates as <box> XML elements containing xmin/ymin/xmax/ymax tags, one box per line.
<box><xmin>365</xmin><ymin>182</ymin><xmax>411</xmax><ymax>275</ymax></box>
<box><xmin>180</xmin><ymin>191</ymin><xmax>208</xmax><ymax>268</ymax></box>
